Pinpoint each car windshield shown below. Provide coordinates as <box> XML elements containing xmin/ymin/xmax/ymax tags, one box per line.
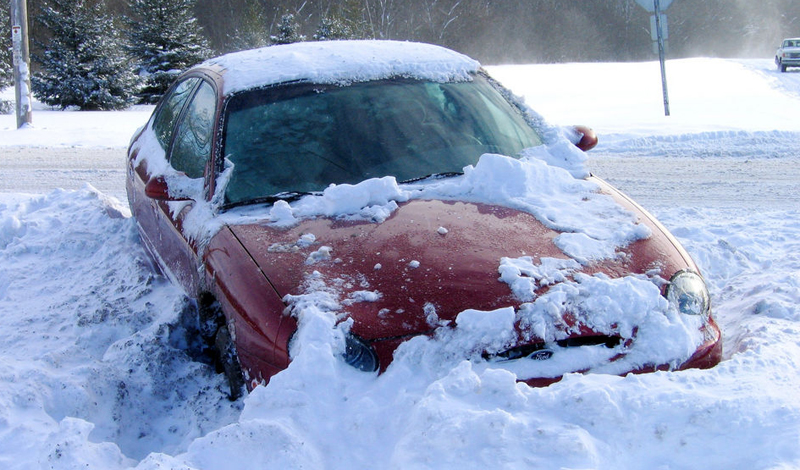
<box><xmin>221</xmin><ymin>74</ymin><xmax>543</xmax><ymax>207</ymax></box>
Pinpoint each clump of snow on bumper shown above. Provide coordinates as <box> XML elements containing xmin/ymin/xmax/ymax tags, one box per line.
<box><xmin>389</xmin><ymin>271</ymin><xmax>704</xmax><ymax>381</ymax></box>
<box><xmin>494</xmin><ymin>256</ymin><xmax>705</xmax><ymax>379</ymax></box>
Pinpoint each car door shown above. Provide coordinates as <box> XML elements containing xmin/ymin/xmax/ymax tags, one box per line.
<box><xmin>132</xmin><ymin>77</ymin><xmax>219</xmax><ymax>295</ymax></box>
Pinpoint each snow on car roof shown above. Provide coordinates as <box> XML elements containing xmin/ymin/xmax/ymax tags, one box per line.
<box><xmin>203</xmin><ymin>40</ymin><xmax>482</xmax><ymax>95</ymax></box>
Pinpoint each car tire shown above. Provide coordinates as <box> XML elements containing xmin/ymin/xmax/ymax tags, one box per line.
<box><xmin>197</xmin><ymin>293</ymin><xmax>222</xmax><ymax>347</ymax></box>
<box><xmin>215</xmin><ymin>324</ymin><xmax>246</xmax><ymax>400</ymax></box>
<box><xmin>198</xmin><ymin>293</ymin><xmax>246</xmax><ymax>400</ymax></box>
<box><xmin>780</xmin><ymin>61</ymin><xmax>787</xmax><ymax>73</ymax></box>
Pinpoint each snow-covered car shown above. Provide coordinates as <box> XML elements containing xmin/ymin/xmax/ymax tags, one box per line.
<box><xmin>776</xmin><ymin>38</ymin><xmax>800</xmax><ymax>72</ymax></box>
<box><xmin>126</xmin><ymin>40</ymin><xmax>721</xmax><ymax>397</ymax></box>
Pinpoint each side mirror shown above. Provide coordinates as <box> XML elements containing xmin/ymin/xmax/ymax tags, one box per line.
<box><xmin>572</xmin><ymin>125</ymin><xmax>598</xmax><ymax>151</ymax></box>
<box><xmin>144</xmin><ymin>175</ymin><xmax>190</xmax><ymax>201</ymax></box>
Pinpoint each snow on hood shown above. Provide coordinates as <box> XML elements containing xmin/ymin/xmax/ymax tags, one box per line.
<box><xmin>204</xmin><ymin>40</ymin><xmax>482</xmax><ymax>95</ymax></box>
<box><xmin>225</xmin><ymin>149</ymin><xmax>649</xmax><ymax>263</ymax></box>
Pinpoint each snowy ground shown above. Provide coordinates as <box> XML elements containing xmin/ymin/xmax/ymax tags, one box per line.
<box><xmin>1</xmin><ymin>58</ymin><xmax>799</xmax><ymax>469</ymax></box>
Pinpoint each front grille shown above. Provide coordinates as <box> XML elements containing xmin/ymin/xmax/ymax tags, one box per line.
<box><xmin>486</xmin><ymin>336</ymin><xmax>622</xmax><ymax>362</ymax></box>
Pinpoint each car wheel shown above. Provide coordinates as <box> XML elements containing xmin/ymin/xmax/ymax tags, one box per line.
<box><xmin>215</xmin><ymin>324</ymin><xmax>246</xmax><ymax>400</ymax></box>
<box><xmin>780</xmin><ymin>61</ymin><xmax>787</xmax><ymax>73</ymax></box>
<box><xmin>197</xmin><ymin>293</ymin><xmax>222</xmax><ymax>348</ymax></box>
<box><xmin>198</xmin><ymin>294</ymin><xmax>246</xmax><ymax>400</ymax></box>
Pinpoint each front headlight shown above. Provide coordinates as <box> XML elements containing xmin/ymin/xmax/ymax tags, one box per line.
<box><xmin>342</xmin><ymin>334</ymin><xmax>379</xmax><ymax>372</ymax></box>
<box><xmin>665</xmin><ymin>271</ymin><xmax>711</xmax><ymax>316</ymax></box>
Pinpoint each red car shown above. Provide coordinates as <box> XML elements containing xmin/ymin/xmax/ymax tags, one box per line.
<box><xmin>126</xmin><ymin>40</ymin><xmax>721</xmax><ymax>397</ymax></box>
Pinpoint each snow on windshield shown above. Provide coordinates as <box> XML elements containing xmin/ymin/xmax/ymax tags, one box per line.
<box><xmin>186</xmin><ymin>132</ymin><xmax>644</xmax><ymax>263</ymax></box>
<box><xmin>247</xmin><ymin>149</ymin><xmax>649</xmax><ymax>263</ymax></box>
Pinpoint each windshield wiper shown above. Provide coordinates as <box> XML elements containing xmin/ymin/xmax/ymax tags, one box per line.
<box><xmin>399</xmin><ymin>171</ymin><xmax>463</xmax><ymax>184</ymax></box>
<box><xmin>222</xmin><ymin>191</ymin><xmax>317</xmax><ymax>210</ymax></box>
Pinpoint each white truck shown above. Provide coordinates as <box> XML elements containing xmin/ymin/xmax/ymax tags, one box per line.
<box><xmin>775</xmin><ymin>38</ymin><xmax>800</xmax><ymax>72</ymax></box>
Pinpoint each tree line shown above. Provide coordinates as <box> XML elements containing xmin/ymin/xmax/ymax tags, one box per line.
<box><xmin>2</xmin><ymin>0</ymin><xmax>799</xmax><ymax>111</ymax></box>
<box><xmin>173</xmin><ymin>0</ymin><xmax>800</xmax><ymax>63</ymax></box>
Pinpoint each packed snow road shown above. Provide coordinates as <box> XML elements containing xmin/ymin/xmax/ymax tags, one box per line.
<box><xmin>0</xmin><ymin>57</ymin><xmax>799</xmax><ymax>469</ymax></box>
<box><xmin>0</xmin><ymin>147</ymin><xmax>125</xmax><ymax>197</ymax></box>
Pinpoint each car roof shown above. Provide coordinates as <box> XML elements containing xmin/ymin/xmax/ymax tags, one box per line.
<box><xmin>199</xmin><ymin>40</ymin><xmax>482</xmax><ymax>96</ymax></box>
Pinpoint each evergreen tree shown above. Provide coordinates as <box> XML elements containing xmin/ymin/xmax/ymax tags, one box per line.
<box><xmin>127</xmin><ymin>0</ymin><xmax>212</xmax><ymax>104</ymax></box>
<box><xmin>225</xmin><ymin>0</ymin><xmax>271</xmax><ymax>51</ymax></box>
<box><xmin>32</xmin><ymin>0</ymin><xmax>139</xmax><ymax>110</ymax></box>
<box><xmin>270</xmin><ymin>14</ymin><xmax>305</xmax><ymax>45</ymax></box>
<box><xmin>1</xmin><ymin>0</ymin><xmax>13</xmax><ymax>90</ymax></box>
<box><xmin>313</xmin><ymin>17</ymin><xmax>354</xmax><ymax>41</ymax></box>
<box><xmin>335</xmin><ymin>0</ymin><xmax>374</xmax><ymax>40</ymax></box>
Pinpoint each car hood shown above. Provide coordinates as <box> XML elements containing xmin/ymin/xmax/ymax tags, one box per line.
<box><xmin>226</xmin><ymin>181</ymin><xmax>694</xmax><ymax>341</ymax></box>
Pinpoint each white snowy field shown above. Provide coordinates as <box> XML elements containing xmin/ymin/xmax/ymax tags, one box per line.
<box><xmin>1</xmin><ymin>57</ymin><xmax>799</xmax><ymax>469</ymax></box>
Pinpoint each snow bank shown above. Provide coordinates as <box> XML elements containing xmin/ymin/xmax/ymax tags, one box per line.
<box><xmin>488</xmin><ymin>58</ymin><xmax>800</xmax><ymax>138</ymax></box>
<box><xmin>0</xmin><ymin>189</ymin><xmax>241</xmax><ymax>467</ymax></box>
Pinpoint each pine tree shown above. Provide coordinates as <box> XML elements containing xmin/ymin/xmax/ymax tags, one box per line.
<box><xmin>270</xmin><ymin>14</ymin><xmax>306</xmax><ymax>45</ymax></box>
<box><xmin>127</xmin><ymin>0</ymin><xmax>212</xmax><ymax>104</ymax></box>
<box><xmin>32</xmin><ymin>0</ymin><xmax>139</xmax><ymax>110</ymax></box>
<box><xmin>225</xmin><ymin>0</ymin><xmax>270</xmax><ymax>51</ymax></box>
<box><xmin>1</xmin><ymin>0</ymin><xmax>13</xmax><ymax>91</ymax></box>
<box><xmin>313</xmin><ymin>17</ymin><xmax>354</xmax><ymax>41</ymax></box>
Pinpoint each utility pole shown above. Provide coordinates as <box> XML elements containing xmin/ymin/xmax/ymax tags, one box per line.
<box><xmin>10</xmin><ymin>0</ymin><xmax>33</xmax><ymax>128</ymax></box>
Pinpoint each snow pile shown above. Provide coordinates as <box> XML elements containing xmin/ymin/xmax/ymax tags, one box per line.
<box><xmin>499</xmin><ymin>256</ymin><xmax>580</xmax><ymax>301</ymax></box>
<box><xmin>0</xmin><ymin>188</ymin><xmax>241</xmax><ymax>467</ymax></box>
<box><xmin>497</xmin><ymin>254</ymin><xmax>705</xmax><ymax>372</ymax></box>
<box><xmin>406</xmin><ymin>152</ymin><xmax>649</xmax><ymax>262</ymax></box>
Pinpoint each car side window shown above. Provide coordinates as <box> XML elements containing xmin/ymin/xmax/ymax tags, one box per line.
<box><xmin>170</xmin><ymin>81</ymin><xmax>217</xmax><ymax>179</ymax></box>
<box><xmin>152</xmin><ymin>78</ymin><xmax>200</xmax><ymax>149</ymax></box>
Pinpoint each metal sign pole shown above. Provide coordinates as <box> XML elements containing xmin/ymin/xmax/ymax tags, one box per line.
<box><xmin>10</xmin><ymin>0</ymin><xmax>33</xmax><ymax>128</ymax></box>
<box><xmin>635</xmin><ymin>0</ymin><xmax>674</xmax><ymax>116</ymax></box>
<box><xmin>654</xmin><ymin>0</ymin><xmax>670</xmax><ymax>116</ymax></box>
